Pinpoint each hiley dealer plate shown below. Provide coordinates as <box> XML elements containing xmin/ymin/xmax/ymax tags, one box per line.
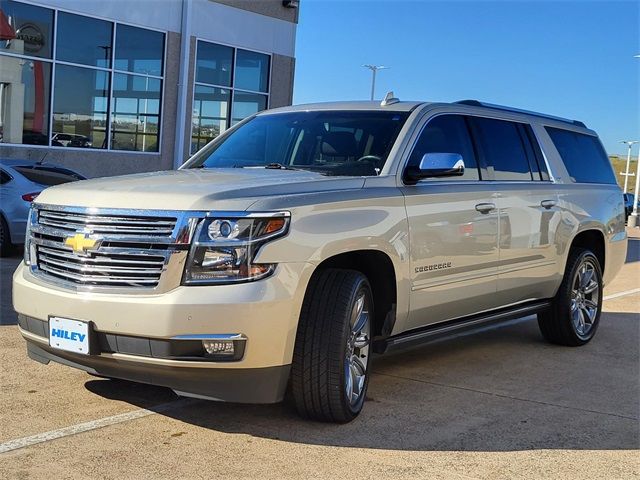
<box><xmin>49</xmin><ymin>317</ymin><xmax>89</xmax><ymax>355</ymax></box>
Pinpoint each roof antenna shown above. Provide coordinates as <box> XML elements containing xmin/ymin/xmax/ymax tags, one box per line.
<box><xmin>380</xmin><ymin>91</ymin><xmax>399</xmax><ymax>106</ymax></box>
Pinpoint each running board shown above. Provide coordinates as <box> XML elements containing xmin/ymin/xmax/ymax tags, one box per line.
<box><xmin>373</xmin><ymin>300</ymin><xmax>552</xmax><ymax>354</ymax></box>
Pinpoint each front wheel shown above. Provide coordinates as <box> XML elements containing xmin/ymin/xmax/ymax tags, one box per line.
<box><xmin>538</xmin><ymin>248</ymin><xmax>603</xmax><ymax>346</ymax></box>
<box><xmin>291</xmin><ymin>269</ymin><xmax>373</xmax><ymax>423</ymax></box>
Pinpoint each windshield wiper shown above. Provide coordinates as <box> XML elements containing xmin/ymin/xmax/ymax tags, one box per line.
<box><xmin>265</xmin><ymin>163</ymin><xmax>303</xmax><ymax>171</ymax></box>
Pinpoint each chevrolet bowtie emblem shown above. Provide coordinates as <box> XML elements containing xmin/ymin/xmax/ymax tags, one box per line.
<box><xmin>65</xmin><ymin>233</ymin><xmax>99</xmax><ymax>253</ymax></box>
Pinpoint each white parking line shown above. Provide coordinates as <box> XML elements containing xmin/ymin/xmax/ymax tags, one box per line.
<box><xmin>0</xmin><ymin>398</ymin><xmax>196</xmax><ymax>455</ymax></box>
<box><xmin>604</xmin><ymin>288</ymin><xmax>640</xmax><ymax>301</ymax></box>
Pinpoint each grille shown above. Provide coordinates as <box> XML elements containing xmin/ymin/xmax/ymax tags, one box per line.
<box><xmin>38</xmin><ymin>209</ymin><xmax>177</xmax><ymax>237</ymax></box>
<box><xmin>29</xmin><ymin>206</ymin><xmax>187</xmax><ymax>290</ymax></box>
<box><xmin>36</xmin><ymin>245</ymin><xmax>166</xmax><ymax>287</ymax></box>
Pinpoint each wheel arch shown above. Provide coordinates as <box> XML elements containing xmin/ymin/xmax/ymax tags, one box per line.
<box><xmin>305</xmin><ymin>249</ymin><xmax>399</xmax><ymax>339</ymax></box>
<box><xmin>567</xmin><ymin>228</ymin><xmax>606</xmax><ymax>275</ymax></box>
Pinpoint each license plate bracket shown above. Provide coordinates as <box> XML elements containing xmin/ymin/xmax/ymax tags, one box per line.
<box><xmin>49</xmin><ymin>317</ymin><xmax>90</xmax><ymax>355</ymax></box>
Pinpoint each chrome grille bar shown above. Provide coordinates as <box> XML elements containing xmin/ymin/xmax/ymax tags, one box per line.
<box><xmin>28</xmin><ymin>204</ymin><xmax>198</xmax><ymax>292</ymax></box>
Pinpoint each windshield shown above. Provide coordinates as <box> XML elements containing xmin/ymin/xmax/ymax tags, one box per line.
<box><xmin>186</xmin><ymin>111</ymin><xmax>409</xmax><ymax>176</ymax></box>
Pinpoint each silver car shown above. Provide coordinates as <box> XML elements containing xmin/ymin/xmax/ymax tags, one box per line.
<box><xmin>0</xmin><ymin>159</ymin><xmax>85</xmax><ymax>255</ymax></box>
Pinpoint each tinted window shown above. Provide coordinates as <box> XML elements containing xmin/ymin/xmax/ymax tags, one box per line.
<box><xmin>191</xmin><ymin>86</ymin><xmax>231</xmax><ymax>153</ymax></box>
<box><xmin>56</xmin><ymin>12</ymin><xmax>112</xmax><ymax>68</ymax></box>
<box><xmin>407</xmin><ymin>115</ymin><xmax>480</xmax><ymax>181</ymax></box>
<box><xmin>0</xmin><ymin>169</ymin><xmax>12</xmax><ymax>184</ymax></box>
<box><xmin>14</xmin><ymin>166</ymin><xmax>82</xmax><ymax>185</ymax></box>
<box><xmin>52</xmin><ymin>65</ymin><xmax>109</xmax><ymax>149</ymax></box>
<box><xmin>235</xmin><ymin>50</ymin><xmax>269</xmax><ymax>93</ymax></box>
<box><xmin>471</xmin><ymin>117</ymin><xmax>533</xmax><ymax>181</ymax></box>
<box><xmin>0</xmin><ymin>0</ymin><xmax>54</xmax><ymax>59</ymax></box>
<box><xmin>114</xmin><ymin>24</ymin><xmax>164</xmax><ymax>76</ymax></box>
<box><xmin>545</xmin><ymin>127</ymin><xmax>616</xmax><ymax>184</ymax></box>
<box><xmin>111</xmin><ymin>73</ymin><xmax>161</xmax><ymax>152</ymax></box>
<box><xmin>196</xmin><ymin>41</ymin><xmax>233</xmax><ymax>87</ymax></box>
<box><xmin>231</xmin><ymin>91</ymin><xmax>268</xmax><ymax>125</ymax></box>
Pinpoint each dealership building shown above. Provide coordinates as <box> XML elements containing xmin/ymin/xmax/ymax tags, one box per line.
<box><xmin>0</xmin><ymin>0</ymin><xmax>298</xmax><ymax>177</ymax></box>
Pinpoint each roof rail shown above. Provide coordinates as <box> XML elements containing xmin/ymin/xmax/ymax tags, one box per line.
<box><xmin>454</xmin><ymin>100</ymin><xmax>586</xmax><ymax>128</ymax></box>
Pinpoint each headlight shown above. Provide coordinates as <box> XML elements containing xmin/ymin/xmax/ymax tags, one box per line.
<box><xmin>182</xmin><ymin>212</ymin><xmax>290</xmax><ymax>285</ymax></box>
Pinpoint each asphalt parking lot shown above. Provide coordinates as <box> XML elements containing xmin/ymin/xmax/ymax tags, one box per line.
<box><xmin>0</xmin><ymin>233</ymin><xmax>638</xmax><ymax>479</ymax></box>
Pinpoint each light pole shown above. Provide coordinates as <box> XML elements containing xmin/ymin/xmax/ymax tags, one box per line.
<box><xmin>629</xmin><ymin>55</ymin><xmax>640</xmax><ymax>227</ymax></box>
<box><xmin>362</xmin><ymin>65</ymin><xmax>388</xmax><ymax>101</ymax></box>
<box><xmin>620</xmin><ymin>140</ymin><xmax>638</xmax><ymax>192</ymax></box>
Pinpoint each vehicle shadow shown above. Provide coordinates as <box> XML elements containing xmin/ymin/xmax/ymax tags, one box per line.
<box><xmin>85</xmin><ymin>313</ymin><xmax>639</xmax><ymax>452</ymax></box>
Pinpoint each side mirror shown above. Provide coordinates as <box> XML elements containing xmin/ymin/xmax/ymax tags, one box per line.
<box><xmin>404</xmin><ymin>153</ymin><xmax>465</xmax><ymax>184</ymax></box>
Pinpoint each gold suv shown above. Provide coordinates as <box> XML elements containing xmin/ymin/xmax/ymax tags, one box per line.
<box><xmin>14</xmin><ymin>98</ymin><xmax>627</xmax><ymax>422</ymax></box>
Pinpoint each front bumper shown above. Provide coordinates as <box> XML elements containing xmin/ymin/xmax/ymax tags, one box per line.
<box><xmin>13</xmin><ymin>261</ymin><xmax>314</xmax><ymax>403</ymax></box>
<box><xmin>25</xmin><ymin>337</ymin><xmax>290</xmax><ymax>403</ymax></box>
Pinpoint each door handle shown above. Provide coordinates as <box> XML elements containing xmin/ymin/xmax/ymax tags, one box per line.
<box><xmin>475</xmin><ymin>202</ymin><xmax>496</xmax><ymax>214</ymax></box>
<box><xmin>540</xmin><ymin>200</ymin><xmax>556</xmax><ymax>210</ymax></box>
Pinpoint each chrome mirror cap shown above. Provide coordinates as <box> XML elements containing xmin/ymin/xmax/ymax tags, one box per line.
<box><xmin>404</xmin><ymin>152</ymin><xmax>465</xmax><ymax>184</ymax></box>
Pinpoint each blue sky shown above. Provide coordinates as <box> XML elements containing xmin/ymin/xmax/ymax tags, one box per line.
<box><xmin>293</xmin><ymin>0</ymin><xmax>639</xmax><ymax>155</ymax></box>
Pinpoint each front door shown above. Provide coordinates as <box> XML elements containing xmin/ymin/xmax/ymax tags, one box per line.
<box><xmin>400</xmin><ymin>114</ymin><xmax>499</xmax><ymax>331</ymax></box>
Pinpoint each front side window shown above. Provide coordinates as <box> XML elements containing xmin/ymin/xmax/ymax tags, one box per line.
<box><xmin>187</xmin><ymin>111</ymin><xmax>409</xmax><ymax>177</ymax></box>
<box><xmin>407</xmin><ymin>115</ymin><xmax>480</xmax><ymax>181</ymax></box>
<box><xmin>470</xmin><ymin>117</ymin><xmax>533</xmax><ymax>181</ymax></box>
<box><xmin>545</xmin><ymin>127</ymin><xmax>616</xmax><ymax>184</ymax></box>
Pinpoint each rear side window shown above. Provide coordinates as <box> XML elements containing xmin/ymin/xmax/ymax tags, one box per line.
<box><xmin>407</xmin><ymin>115</ymin><xmax>480</xmax><ymax>181</ymax></box>
<box><xmin>469</xmin><ymin>117</ymin><xmax>532</xmax><ymax>181</ymax></box>
<box><xmin>545</xmin><ymin>127</ymin><xmax>616</xmax><ymax>184</ymax></box>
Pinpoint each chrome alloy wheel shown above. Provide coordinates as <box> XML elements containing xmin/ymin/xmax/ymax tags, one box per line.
<box><xmin>570</xmin><ymin>258</ymin><xmax>600</xmax><ymax>337</ymax></box>
<box><xmin>344</xmin><ymin>292</ymin><xmax>371</xmax><ymax>406</ymax></box>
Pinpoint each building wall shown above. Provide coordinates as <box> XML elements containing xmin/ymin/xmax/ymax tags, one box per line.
<box><xmin>0</xmin><ymin>0</ymin><xmax>298</xmax><ymax>178</ymax></box>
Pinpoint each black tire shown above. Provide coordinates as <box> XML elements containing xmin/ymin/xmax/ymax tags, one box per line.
<box><xmin>538</xmin><ymin>248</ymin><xmax>603</xmax><ymax>346</ymax></box>
<box><xmin>291</xmin><ymin>268</ymin><xmax>373</xmax><ymax>423</ymax></box>
<box><xmin>0</xmin><ymin>215</ymin><xmax>11</xmax><ymax>257</ymax></box>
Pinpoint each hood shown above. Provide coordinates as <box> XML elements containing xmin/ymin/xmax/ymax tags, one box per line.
<box><xmin>35</xmin><ymin>168</ymin><xmax>366</xmax><ymax>211</ymax></box>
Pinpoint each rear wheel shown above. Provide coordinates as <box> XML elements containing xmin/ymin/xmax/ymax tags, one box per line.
<box><xmin>291</xmin><ymin>269</ymin><xmax>372</xmax><ymax>423</ymax></box>
<box><xmin>538</xmin><ymin>248</ymin><xmax>603</xmax><ymax>346</ymax></box>
<box><xmin>0</xmin><ymin>216</ymin><xmax>11</xmax><ymax>257</ymax></box>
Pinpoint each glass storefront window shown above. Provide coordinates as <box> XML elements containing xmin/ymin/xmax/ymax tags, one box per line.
<box><xmin>0</xmin><ymin>0</ymin><xmax>53</xmax><ymax>59</ymax></box>
<box><xmin>52</xmin><ymin>65</ymin><xmax>109</xmax><ymax>149</ymax></box>
<box><xmin>191</xmin><ymin>41</ymin><xmax>270</xmax><ymax>154</ymax></box>
<box><xmin>114</xmin><ymin>24</ymin><xmax>164</xmax><ymax>77</ymax></box>
<box><xmin>231</xmin><ymin>91</ymin><xmax>267</xmax><ymax>125</ymax></box>
<box><xmin>195</xmin><ymin>41</ymin><xmax>232</xmax><ymax>87</ymax></box>
<box><xmin>111</xmin><ymin>73</ymin><xmax>161</xmax><ymax>152</ymax></box>
<box><xmin>0</xmin><ymin>58</ymin><xmax>51</xmax><ymax>145</ymax></box>
<box><xmin>191</xmin><ymin>85</ymin><xmax>230</xmax><ymax>153</ymax></box>
<box><xmin>235</xmin><ymin>49</ymin><xmax>269</xmax><ymax>93</ymax></box>
<box><xmin>56</xmin><ymin>12</ymin><xmax>112</xmax><ymax>68</ymax></box>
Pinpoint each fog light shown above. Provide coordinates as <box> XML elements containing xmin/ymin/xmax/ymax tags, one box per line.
<box><xmin>202</xmin><ymin>340</ymin><xmax>235</xmax><ymax>356</ymax></box>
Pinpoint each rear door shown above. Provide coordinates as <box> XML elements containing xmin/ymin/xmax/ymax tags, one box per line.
<box><xmin>468</xmin><ymin>117</ymin><xmax>561</xmax><ymax>305</ymax></box>
<box><xmin>400</xmin><ymin>114</ymin><xmax>500</xmax><ymax>331</ymax></box>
